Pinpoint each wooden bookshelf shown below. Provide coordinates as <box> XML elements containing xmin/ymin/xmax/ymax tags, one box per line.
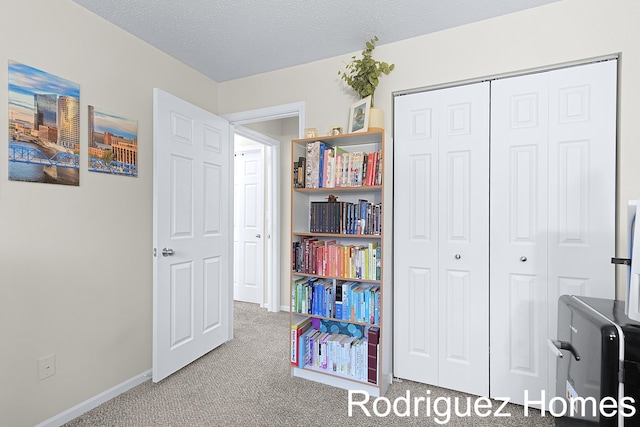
<box><xmin>289</xmin><ymin>129</ymin><xmax>390</xmax><ymax>397</ymax></box>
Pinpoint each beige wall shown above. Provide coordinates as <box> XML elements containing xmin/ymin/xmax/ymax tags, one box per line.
<box><xmin>2</xmin><ymin>0</ymin><xmax>639</xmax><ymax>425</ymax></box>
<box><xmin>219</xmin><ymin>0</ymin><xmax>640</xmax><ymax>307</ymax></box>
<box><xmin>0</xmin><ymin>1</ymin><xmax>219</xmax><ymax>426</ymax></box>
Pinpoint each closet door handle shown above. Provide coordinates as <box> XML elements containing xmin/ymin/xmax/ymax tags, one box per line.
<box><xmin>455</xmin><ymin>254</ymin><xmax>461</xmax><ymax>260</ymax></box>
<box><xmin>520</xmin><ymin>256</ymin><xmax>527</xmax><ymax>262</ymax></box>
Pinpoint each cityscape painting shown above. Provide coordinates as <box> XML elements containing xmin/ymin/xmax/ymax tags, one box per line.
<box><xmin>88</xmin><ymin>106</ymin><xmax>138</xmax><ymax>177</ymax></box>
<box><xmin>8</xmin><ymin>60</ymin><xmax>80</xmax><ymax>186</ymax></box>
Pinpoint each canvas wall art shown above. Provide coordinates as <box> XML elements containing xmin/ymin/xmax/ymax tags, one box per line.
<box><xmin>88</xmin><ymin>106</ymin><xmax>138</xmax><ymax>177</ymax></box>
<box><xmin>8</xmin><ymin>60</ymin><xmax>80</xmax><ymax>186</ymax></box>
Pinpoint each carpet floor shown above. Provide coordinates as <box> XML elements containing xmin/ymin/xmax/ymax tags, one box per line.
<box><xmin>64</xmin><ymin>302</ymin><xmax>555</xmax><ymax>426</ymax></box>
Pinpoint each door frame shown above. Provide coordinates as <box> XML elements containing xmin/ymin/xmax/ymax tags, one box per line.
<box><xmin>392</xmin><ymin>54</ymin><xmax>619</xmax><ymax>98</ymax></box>
<box><xmin>223</xmin><ymin>101</ymin><xmax>305</xmax><ymax>312</ymax></box>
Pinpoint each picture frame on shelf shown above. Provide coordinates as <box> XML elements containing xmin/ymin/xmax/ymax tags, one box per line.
<box><xmin>348</xmin><ymin>95</ymin><xmax>371</xmax><ymax>134</ymax></box>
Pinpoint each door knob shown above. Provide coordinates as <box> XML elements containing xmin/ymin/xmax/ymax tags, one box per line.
<box><xmin>256</xmin><ymin>234</ymin><xmax>261</xmax><ymax>238</ymax></box>
<box><xmin>161</xmin><ymin>248</ymin><xmax>175</xmax><ymax>257</ymax></box>
<box><xmin>455</xmin><ymin>254</ymin><xmax>461</xmax><ymax>260</ymax></box>
<box><xmin>520</xmin><ymin>256</ymin><xmax>527</xmax><ymax>262</ymax></box>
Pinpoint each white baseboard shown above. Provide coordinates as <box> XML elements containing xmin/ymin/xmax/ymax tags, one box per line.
<box><xmin>281</xmin><ymin>305</ymin><xmax>290</xmax><ymax>312</ymax></box>
<box><xmin>35</xmin><ymin>369</ymin><xmax>152</xmax><ymax>427</ymax></box>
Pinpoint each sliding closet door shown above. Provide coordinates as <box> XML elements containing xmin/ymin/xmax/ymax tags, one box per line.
<box><xmin>490</xmin><ymin>60</ymin><xmax>617</xmax><ymax>405</ymax></box>
<box><xmin>394</xmin><ymin>82</ymin><xmax>490</xmax><ymax>396</ymax></box>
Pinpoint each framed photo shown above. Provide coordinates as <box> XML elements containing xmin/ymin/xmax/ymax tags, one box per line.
<box><xmin>348</xmin><ymin>95</ymin><xmax>371</xmax><ymax>133</ymax></box>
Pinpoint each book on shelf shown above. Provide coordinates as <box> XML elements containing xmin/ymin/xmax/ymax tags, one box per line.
<box><xmin>293</xmin><ymin>156</ymin><xmax>306</xmax><ymax>188</ymax></box>
<box><xmin>291</xmin><ymin>316</ymin><xmax>312</xmax><ymax>366</ymax></box>
<box><xmin>293</xmin><ymin>160</ymin><xmax>299</xmax><ymax>188</ymax></box>
<box><xmin>366</xmin><ymin>326</ymin><xmax>380</xmax><ymax>384</ymax></box>
<box><xmin>334</xmin><ymin>281</ymin><xmax>343</xmax><ymax>319</ymax></box>
<box><xmin>298</xmin><ymin>327</ymin><xmax>318</xmax><ymax>368</ymax></box>
<box><xmin>306</xmin><ymin>141</ymin><xmax>322</xmax><ymax>188</ymax></box>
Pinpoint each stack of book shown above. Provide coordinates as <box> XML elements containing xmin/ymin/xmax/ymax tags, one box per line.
<box><xmin>293</xmin><ymin>319</ymin><xmax>378</xmax><ymax>384</ymax></box>
<box><xmin>309</xmin><ymin>199</ymin><xmax>382</xmax><ymax>235</ymax></box>
<box><xmin>291</xmin><ymin>277</ymin><xmax>334</xmax><ymax>318</ymax></box>
<box><xmin>292</xmin><ymin>238</ymin><xmax>380</xmax><ymax>280</ymax></box>
<box><xmin>304</xmin><ymin>141</ymin><xmax>382</xmax><ymax>189</ymax></box>
<box><xmin>291</xmin><ymin>278</ymin><xmax>380</xmax><ymax>325</ymax></box>
<box><xmin>334</xmin><ymin>281</ymin><xmax>380</xmax><ymax>324</ymax></box>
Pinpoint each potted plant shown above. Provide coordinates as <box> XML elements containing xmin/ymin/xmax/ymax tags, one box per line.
<box><xmin>338</xmin><ymin>36</ymin><xmax>394</xmax><ymax>129</ymax></box>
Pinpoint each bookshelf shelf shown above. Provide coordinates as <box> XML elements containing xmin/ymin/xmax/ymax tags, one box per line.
<box><xmin>291</xmin><ymin>366</ymin><xmax>380</xmax><ymax>397</ymax></box>
<box><xmin>293</xmin><ymin>185</ymin><xmax>382</xmax><ymax>193</ymax></box>
<box><xmin>296</xmin><ymin>364</ymin><xmax>376</xmax><ymax>385</ymax></box>
<box><xmin>289</xmin><ymin>129</ymin><xmax>390</xmax><ymax>397</ymax></box>
<box><xmin>293</xmin><ymin>232</ymin><xmax>382</xmax><ymax>239</ymax></box>
<box><xmin>290</xmin><ymin>310</ymin><xmax>379</xmax><ymax>328</ymax></box>
<box><xmin>291</xmin><ymin>271</ymin><xmax>381</xmax><ymax>285</ymax></box>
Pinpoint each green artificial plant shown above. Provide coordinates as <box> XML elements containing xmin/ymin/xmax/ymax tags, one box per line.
<box><xmin>338</xmin><ymin>36</ymin><xmax>395</xmax><ymax>108</ymax></box>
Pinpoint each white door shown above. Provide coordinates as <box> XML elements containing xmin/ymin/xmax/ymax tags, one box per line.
<box><xmin>393</xmin><ymin>89</ymin><xmax>440</xmax><ymax>386</ymax></box>
<box><xmin>234</xmin><ymin>148</ymin><xmax>264</xmax><ymax>304</ymax></box>
<box><xmin>437</xmin><ymin>83</ymin><xmax>490</xmax><ymax>396</ymax></box>
<box><xmin>490</xmin><ymin>60</ymin><xmax>616</xmax><ymax>404</ymax></box>
<box><xmin>394</xmin><ymin>82</ymin><xmax>490</xmax><ymax>396</ymax></box>
<box><xmin>152</xmin><ymin>88</ymin><xmax>232</xmax><ymax>382</ymax></box>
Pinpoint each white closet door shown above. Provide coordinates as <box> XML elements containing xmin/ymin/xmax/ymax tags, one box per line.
<box><xmin>394</xmin><ymin>82</ymin><xmax>490</xmax><ymax>396</ymax></box>
<box><xmin>393</xmin><ymin>90</ymin><xmax>441</xmax><ymax>385</ymax></box>
<box><xmin>437</xmin><ymin>83</ymin><xmax>489</xmax><ymax>396</ymax></box>
<box><xmin>490</xmin><ymin>60</ymin><xmax>617</xmax><ymax>405</ymax></box>
<box><xmin>545</xmin><ymin>60</ymin><xmax>617</xmax><ymax>393</ymax></box>
<box><xmin>490</xmin><ymin>72</ymin><xmax>550</xmax><ymax>405</ymax></box>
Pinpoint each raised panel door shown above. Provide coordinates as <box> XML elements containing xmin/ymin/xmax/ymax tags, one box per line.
<box><xmin>490</xmin><ymin>72</ymin><xmax>550</xmax><ymax>405</ymax></box>
<box><xmin>437</xmin><ymin>83</ymin><xmax>489</xmax><ymax>396</ymax></box>
<box><xmin>393</xmin><ymin>91</ymin><xmax>440</xmax><ymax>385</ymax></box>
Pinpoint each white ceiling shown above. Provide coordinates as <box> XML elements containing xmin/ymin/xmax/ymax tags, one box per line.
<box><xmin>72</xmin><ymin>0</ymin><xmax>560</xmax><ymax>82</ymax></box>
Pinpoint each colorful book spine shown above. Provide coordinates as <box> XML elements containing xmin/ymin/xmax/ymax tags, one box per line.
<box><xmin>299</xmin><ymin>327</ymin><xmax>319</xmax><ymax>368</ymax></box>
<box><xmin>291</xmin><ymin>317</ymin><xmax>312</xmax><ymax>366</ymax></box>
<box><xmin>305</xmin><ymin>141</ymin><xmax>320</xmax><ymax>188</ymax></box>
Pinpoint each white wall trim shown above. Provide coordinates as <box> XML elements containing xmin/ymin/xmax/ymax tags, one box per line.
<box><xmin>35</xmin><ymin>370</ymin><xmax>151</xmax><ymax>427</ymax></box>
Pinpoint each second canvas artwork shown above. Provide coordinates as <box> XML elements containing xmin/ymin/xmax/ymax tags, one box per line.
<box><xmin>88</xmin><ymin>106</ymin><xmax>138</xmax><ymax>177</ymax></box>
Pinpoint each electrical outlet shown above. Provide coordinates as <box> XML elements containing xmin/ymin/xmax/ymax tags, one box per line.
<box><xmin>38</xmin><ymin>354</ymin><xmax>56</xmax><ymax>380</ymax></box>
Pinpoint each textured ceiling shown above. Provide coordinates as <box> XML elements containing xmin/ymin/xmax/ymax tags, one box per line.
<box><xmin>72</xmin><ymin>0</ymin><xmax>560</xmax><ymax>82</ymax></box>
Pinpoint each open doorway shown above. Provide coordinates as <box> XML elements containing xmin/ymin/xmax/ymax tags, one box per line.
<box><xmin>224</xmin><ymin>101</ymin><xmax>305</xmax><ymax>313</ymax></box>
